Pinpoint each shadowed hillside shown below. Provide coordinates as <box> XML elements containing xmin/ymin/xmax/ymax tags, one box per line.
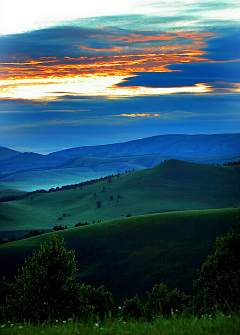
<box><xmin>0</xmin><ymin>160</ymin><xmax>239</xmax><ymax>233</ymax></box>
<box><xmin>1</xmin><ymin>208</ymin><xmax>239</xmax><ymax>306</ymax></box>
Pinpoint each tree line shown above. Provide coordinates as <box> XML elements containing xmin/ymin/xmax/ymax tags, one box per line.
<box><xmin>0</xmin><ymin>173</ymin><xmax>121</xmax><ymax>203</ymax></box>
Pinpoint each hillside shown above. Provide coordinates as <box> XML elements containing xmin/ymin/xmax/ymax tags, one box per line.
<box><xmin>0</xmin><ymin>153</ymin><xmax>240</xmax><ymax>191</ymax></box>
<box><xmin>0</xmin><ymin>160</ymin><xmax>239</xmax><ymax>234</ymax></box>
<box><xmin>1</xmin><ymin>208</ymin><xmax>239</xmax><ymax>306</ymax></box>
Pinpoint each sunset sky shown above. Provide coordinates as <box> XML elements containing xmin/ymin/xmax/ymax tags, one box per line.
<box><xmin>0</xmin><ymin>0</ymin><xmax>239</xmax><ymax>154</ymax></box>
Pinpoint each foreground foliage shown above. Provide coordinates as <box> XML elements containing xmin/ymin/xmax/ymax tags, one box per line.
<box><xmin>1</xmin><ymin>233</ymin><xmax>113</xmax><ymax>323</ymax></box>
<box><xmin>1</xmin><ymin>314</ymin><xmax>240</xmax><ymax>335</ymax></box>
<box><xmin>194</xmin><ymin>226</ymin><xmax>240</xmax><ymax>315</ymax></box>
<box><xmin>1</xmin><ymin>221</ymin><xmax>240</xmax><ymax>324</ymax></box>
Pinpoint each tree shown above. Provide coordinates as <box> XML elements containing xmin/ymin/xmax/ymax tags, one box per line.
<box><xmin>7</xmin><ymin>233</ymin><xmax>78</xmax><ymax>322</ymax></box>
<box><xmin>194</xmin><ymin>227</ymin><xmax>240</xmax><ymax>315</ymax></box>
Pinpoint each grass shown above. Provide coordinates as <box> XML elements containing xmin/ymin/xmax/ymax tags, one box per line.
<box><xmin>1</xmin><ymin>314</ymin><xmax>240</xmax><ymax>335</ymax></box>
<box><xmin>1</xmin><ymin>207</ymin><xmax>239</xmax><ymax>307</ymax></box>
<box><xmin>1</xmin><ymin>160</ymin><xmax>240</xmax><ymax>233</ymax></box>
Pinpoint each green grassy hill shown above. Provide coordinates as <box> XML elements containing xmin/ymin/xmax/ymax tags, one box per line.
<box><xmin>1</xmin><ymin>160</ymin><xmax>240</xmax><ymax>234</ymax></box>
<box><xmin>1</xmin><ymin>208</ymin><xmax>239</xmax><ymax>306</ymax></box>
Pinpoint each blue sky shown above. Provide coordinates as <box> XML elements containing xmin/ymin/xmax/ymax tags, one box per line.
<box><xmin>0</xmin><ymin>0</ymin><xmax>239</xmax><ymax>153</ymax></box>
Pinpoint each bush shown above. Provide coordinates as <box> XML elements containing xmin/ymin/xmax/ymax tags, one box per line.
<box><xmin>82</xmin><ymin>285</ymin><xmax>114</xmax><ymax>320</ymax></box>
<box><xmin>120</xmin><ymin>294</ymin><xmax>144</xmax><ymax>321</ymax></box>
<box><xmin>145</xmin><ymin>283</ymin><xmax>170</xmax><ymax>320</ymax></box>
<box><xmin>145</xmin><ymin>284</ymin><xmax>191</xmax><ymax>320</ymax></box>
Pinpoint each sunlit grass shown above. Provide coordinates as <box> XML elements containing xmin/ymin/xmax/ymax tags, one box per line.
<box><xmin>1</xmin><ymin>314</ymin><xmax>240</xmax><ymax>335</ymax></box>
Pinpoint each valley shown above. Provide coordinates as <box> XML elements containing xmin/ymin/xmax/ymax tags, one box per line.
<box><xmin>0</xmin><ymin>133</ymin><xmax>240</xmax><ymax>308</ymax></box>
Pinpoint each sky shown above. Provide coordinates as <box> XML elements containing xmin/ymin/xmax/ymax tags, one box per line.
<box><xmin>0</xmin><ymin>0</ymin><xmax>239</xmax><ymax>154</ymax></box>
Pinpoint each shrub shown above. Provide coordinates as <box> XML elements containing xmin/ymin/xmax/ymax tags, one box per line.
<box><xmin>145</xmin><ymin>283</ymin><xmax>170</xmax><ymax>320</ymax></box>
<box><xmin>82</xmin><ymin>285</ymin><xmax>114</xmax><ymax>320</ymax></box>
<box><xmin>120</xmin><ymin>294</ymin><xmax>144</xmax><ymax>321</ymax></box>
<box><xmin>145</xmin><ymin>284</ymin><xmax>191</xmax><ymax>320</ymax></box>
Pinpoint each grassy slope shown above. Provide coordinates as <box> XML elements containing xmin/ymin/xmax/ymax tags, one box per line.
<box><xmin>0</xmin><ymin>208</ymin><xmax>239</xmax><ymax>306</ymax></box>
<box><xmin>0</xmin><ymin>160</ymin><xmax>240</xmax><ymax>232</ymax></box>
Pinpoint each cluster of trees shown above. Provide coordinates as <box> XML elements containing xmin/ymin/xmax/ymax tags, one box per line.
<box><xmin>223</xmin><ymin>160</ymin><xmax>240</xmax><ymax>166</ymax></box>
<box><xmin>1</xmin><ymin>225</ymin><xmax>239</xmax><ymax>324</ymax></box>
<box><xmin>75</xmin><ymin>220</ymin><xmax>101</xmax><ymax>227</ymax></box>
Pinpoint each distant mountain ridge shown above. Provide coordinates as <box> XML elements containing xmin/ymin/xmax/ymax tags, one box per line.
<box><xmin>0</xmin><ymin>146</ymin><xmax>21</xmax><ymax>161</ymax></box>
<box><xmin>0</xmin><ymin>152</ymin><xmax>66</xmax><ymax>175</ymax></box>
<box><xmin>49</xmin><ymin>133</ymin><xmax>240</xmax><ymax>158</ymax></box>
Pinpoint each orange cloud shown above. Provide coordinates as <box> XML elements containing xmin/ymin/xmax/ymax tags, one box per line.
<box><xmin>0</xmin><ymin>28</ymin><xmax>219</xmax><ymax>100</ymax></box>
<box><xmin>104</xmin><ymin>32</ymin><xmax>177</xmax><ymax>43</ymax></box>
<box><xmin>77</xmin><ymin>46</ymin><xmax>122</xmax><ymax>53</ymax></box>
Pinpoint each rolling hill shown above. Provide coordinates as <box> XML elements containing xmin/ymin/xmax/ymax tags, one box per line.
<box><xmin>1</xmin><ymin>208</ymin><xmax>239</xmax><ymax>306</ymax></box>
<box><xmin>0</xmin><ymin>160</ymin><xmax>239</xmax><ymax>236</ymax></box>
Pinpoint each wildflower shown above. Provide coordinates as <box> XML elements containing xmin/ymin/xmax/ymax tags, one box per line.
<box><xmin>8</xmin><ymin>321</ymin><xmax>11</xmax><ymax>323</ymax></box>
<box><xmin>18</xmin><ymin>325</ymin><xmax>23</xmax><ymax>329</ymax></box>
<box><xmin>175</xmin><ymin>309</ymin><xmax>178</xmax><ymax>312</ymax></box>
<box><xmin>118</xmin><ymin>306</ymin><xmax>122</xmax><ymax>309</ymax></box>
<box><xmin>63</xmin><ymin>321</ymin><xmax>67</xmax><ymax>324</ymax></box>
<box><xmin>1</xmin><ymin>324</ymin><xmax>5</xmax><ymax>328</ymax></box>
<box><xmin>95</xmin><ymin>323</ymin><xmax>99</xmax><ymax>326</ymax></box>
<box><xmin>56</xmin><ymin>320</ymin><xmax>58</xmax><ymax>323</ymax></box>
